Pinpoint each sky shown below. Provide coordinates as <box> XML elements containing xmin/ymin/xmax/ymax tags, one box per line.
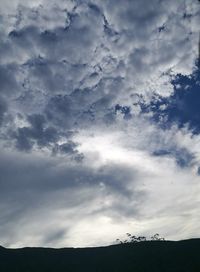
<box><xmin>0</xmin><ymin>0</ymin><xmax>200</xmax><ymax>248</ymax></box>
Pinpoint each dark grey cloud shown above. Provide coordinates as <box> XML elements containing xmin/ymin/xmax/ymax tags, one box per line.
<box><xmin>45</xmin><ymin>76</ymin><xmax>123</xmax><ymax>129</ymax></box>
<box><xmin>0</xmin><ymin>64</ymin><xmax>19</xmax><ymax>96</ymax></box>
<box><xmin>43</xmin><ymin>229</ymin><xmax>67</xmax><ymax>245</ymax></box>
<box><xmin>153</xmin><ymin>147</ymin><xmax>195</xmax><ymax>168</ymax></box>
<box><xmin>9</xmin><ymin>113</ymin><xmax>85</xmax><ymax>161</ymax></box>
<box><xmin>52</xmin><ymin>141</ymin><xmax>84</xmax><ymax>162</ymax></box>
<box><xmin>0</xmin><ymin>150</ymin><xmax>144</xmax><ymax>246</ymax></box>
<box><xmin>0</xmin><ymin>151</ymin><xmax>142</xmax><ymax>205</ymax></box>
<box><xmin>0</xmin><ymin>96</ymin><xmax>7</xmax><ymax>127</ymax></box>
<box><xmin>12</xmin><ymin>114</ymin><xmax>58</xmax><ymax>151</ymax></box>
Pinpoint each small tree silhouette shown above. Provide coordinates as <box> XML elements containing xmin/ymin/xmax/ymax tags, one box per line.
<box><xmin>116</xmin><ymin>233</ymin><xmax>165</xmax><ymax>244</ymax></box>
<box><xmin>151</xmin><ymin>233</ymin><xmax>165</xmax><ymax>241</ymax></box>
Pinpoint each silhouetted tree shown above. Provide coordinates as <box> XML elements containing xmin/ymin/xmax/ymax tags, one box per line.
<box><xmin>116</xmin><ymin>233</ymin><xmax>165</xmax><ymax>244</ymax></box>
<box><xmin>151</xmin><ymin>233</ymin><xmax>165</xmax><ymax>241</ymax></box>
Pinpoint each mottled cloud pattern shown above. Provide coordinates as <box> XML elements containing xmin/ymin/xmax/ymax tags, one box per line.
<box><xmin>0</xmin><ymin>0</ymin><xmax>200</xmax><ymax>248</ymax></box>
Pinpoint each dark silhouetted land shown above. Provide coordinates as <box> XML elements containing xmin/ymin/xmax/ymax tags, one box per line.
<box><xmin>0</xmin><ymin>239</ymin><xmax>200</xmax><ymax>271</ymax></box>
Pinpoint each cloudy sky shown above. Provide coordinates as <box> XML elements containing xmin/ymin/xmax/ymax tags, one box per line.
<box><xmin>0</xmin><ymin>0</ymin><xmax>200</xmax><ymax>248</ymax></box>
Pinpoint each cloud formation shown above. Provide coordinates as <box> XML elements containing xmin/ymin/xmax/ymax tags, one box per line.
<box><xmin>0</xmin><ymin>0</ymin><xmax>200</xmax><ymax>247</ymax></box>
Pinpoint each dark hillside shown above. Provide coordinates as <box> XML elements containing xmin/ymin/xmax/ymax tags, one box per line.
<box><xmin>0</xmin><ymin>239</ymin><xmax>200</xmax><ymax>272</ymax></box>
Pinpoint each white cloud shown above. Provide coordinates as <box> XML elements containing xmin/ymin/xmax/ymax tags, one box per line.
<box><xmin>2</xmin><ymin>116</ymin><xmax>200</xmax><ymax>247</ymax></box>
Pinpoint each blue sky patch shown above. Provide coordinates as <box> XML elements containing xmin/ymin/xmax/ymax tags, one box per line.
<box><xmin>143</xmin><ymin>64</ymin><xmax>200</xmax><ymax>133</ymax></box>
